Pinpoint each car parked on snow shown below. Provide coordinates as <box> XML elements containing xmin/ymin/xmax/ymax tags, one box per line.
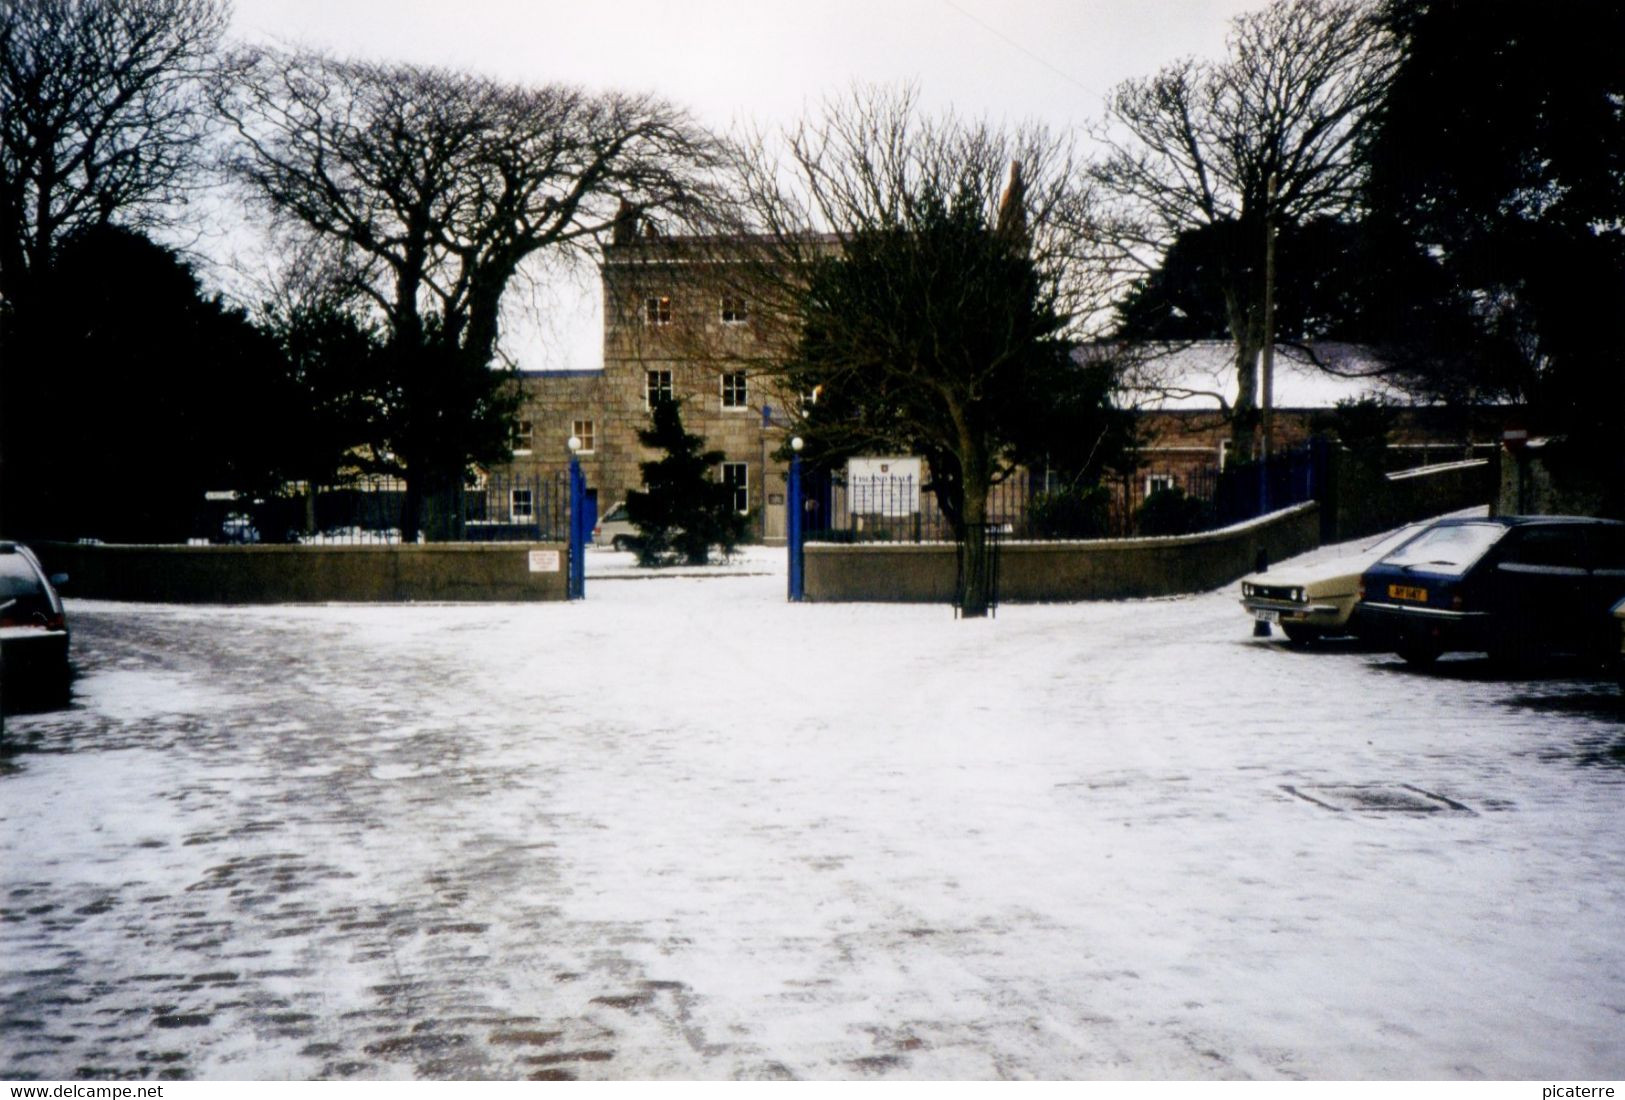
<box><xmin>1354</xmin><ymin>516</ymin><xmax>1625</xmax><ymax>667</ymax></box>
<box><xmin>592</xmin><ymin>501</ymin><xmax>637</xmax><ymax>551</ymax></box>
<box><xmin>1612</xmin><ymin>595</ymin><xmax>1625</xmax><ymax>690</ymax></box>
<box><xmin>1240</xmin><ymin>523</ymin><xmax>1427</xmax><ymax>643</ymax></box>
<box><xmin>0</xmin><ymin>541</ymin><xmax>71</xmax><ymax>704</ymax></box>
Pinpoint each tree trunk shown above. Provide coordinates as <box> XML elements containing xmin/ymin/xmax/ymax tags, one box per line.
<box><xmin>957</xmin><ymin>474</ymin><xmax>992</xmax><ymax>619</ymax></box>
<box><xmin>1230</xmin><ymin>332</ymin><xmax>1261</xmax><ymax>461</ymax></box>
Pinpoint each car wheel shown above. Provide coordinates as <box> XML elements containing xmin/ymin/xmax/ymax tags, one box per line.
<box><xmin>611</xmin><ymin>535</ymin><xmax>631</xmax><ymax>552</ymax></box>
<box><xmin>1397</xmin><ymin>638</ymin><xmax>1441</xmax><ymax>666</ymax></box>
<box><xmin>1486</xmin><ymin>632</ymin><xmax>1527</xmax><ymax>673</ymax></box>
<box><xmin>1280</xmin><ymin>624</ymin><xmax>1320</xmax><ymax>646</ymax></box>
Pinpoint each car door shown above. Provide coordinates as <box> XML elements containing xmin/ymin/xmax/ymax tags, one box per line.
<box><xmin>1581</xmin><ymin>525</ymin><xmax>1625</xmax><ymax>656</ymax></box>
<box><xmin>1491</xmin><ymin>526</ymin><xmax>1592</xmax><ymax>653</ymax></box>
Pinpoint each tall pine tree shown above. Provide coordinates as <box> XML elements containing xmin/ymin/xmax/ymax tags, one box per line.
<box><xmin>625</xmin><ymin>400</ymin><xmax>750</xmax><ymax>566</ymax></box>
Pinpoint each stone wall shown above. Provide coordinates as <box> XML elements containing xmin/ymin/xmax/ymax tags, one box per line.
<box><xmin>1497</xmin><ymin>440</ymin><xmax>1620</xmax><ymax>518</ymax></box>
<box><xmin>804</xmin><ymin>502</ymin><xmax>1321</xmax><ymax>603</ymax></box>
<box><xmin>1329</xmin><ymin>456</ymin><xmax>1493</xmax><ymax>540</ymax></box>
<box><xmin>36</xmin><ymin>542</ymin><xmax>571</xmax><ymax>604</ymax></box>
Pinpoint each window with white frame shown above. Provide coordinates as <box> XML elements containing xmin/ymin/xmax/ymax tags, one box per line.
<box><xmin>513</xmin><ymin>419</ymin><xmax>534</xmax><ymax>453</ymax></box>
<box><xmin>721</xmin><ymin>462</ymin><xmax>748</xmax><ymax>513</ymax></box>
<box><xmin>1219</xmin><ymin>439</ymin><xmax>1232</xmax><ymax>470</ymax></box>
<box><xmin>720</xmin><ymin>296</ymin><xmax>748</xmax><ymax>325</ymax></box>
<box><xmin>510</xmin><ymin>488</ymin><xmax>534</xmax><ymax>522</ymax></box>
<box><xmin>1146</xmin><ymin>474</ymin><xmax>1177</xmax><ymax>496</ymax></box>
<box><xmin>646</xmin><ymin>370</ymin><xmax>673</xmax><ymax>408</ymax></box>
<box><xmin>721</xmin><ymin>371</ymin><xmax>748</xmax><ymax>410</ymax></box>
<box><xmin>645</xmin><ymin>295</ymin><xmax>672</xmax><ymax>326</ymax></box>
<box><xmin>572</xmin><ymin>419</ymin><xmax>595</xmax><ymax>454</ymax></box>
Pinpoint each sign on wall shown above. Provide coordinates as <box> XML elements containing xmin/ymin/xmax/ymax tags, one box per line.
<box><xmin>847</xmin><ymin>456</ymin><xmax>922</xmax><ymax>516</ymax></box>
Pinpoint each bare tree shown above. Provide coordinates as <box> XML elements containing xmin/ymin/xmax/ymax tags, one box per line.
<box><xmin>0</xmin><ymin>0</ymin><xmax>227</xmax><ymax>302</ymax></box>
<box><xmin>219</xmin><ymin>50</ymin><xmax>726</xmax><ymax>537</ymax></box>
<box><xmin>723</xmin><ymin>87</ymin><xmax>1121</xmax><ymax>617</ymax></box>
<box><xmin>1092</xmin><ymin>0</ymin><xmax>1396</xmax><ymax>457</ymax></box>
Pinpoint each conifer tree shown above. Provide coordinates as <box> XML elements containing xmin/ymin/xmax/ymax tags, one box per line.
<box><xmin>625</xmin><ymin>400</ymin><xmax>750</xmax><ymax>566</ymax></box>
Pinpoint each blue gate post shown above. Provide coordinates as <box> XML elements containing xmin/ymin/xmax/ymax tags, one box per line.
<box><xmin>787</xmin><ymin>436</ymin><xmax>804</xmax><ymax>602</ymax></box>
<box><xmin>567</xmin><ymin>435</ymin><xmax>586</xmax><ymax>600</ymax></box>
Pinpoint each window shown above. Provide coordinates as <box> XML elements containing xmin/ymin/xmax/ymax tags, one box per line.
<box><xmin>721</xmin><ymin>371</ymin><xmax>748</xmax><ymax>410</ymax></box>
<box><xmin>720</xmin><ymin>296</ymin><xmax>748</xmax><ymax>324</ymax></box>
<box><xmin>645</xmin><ymin>295</ymin><xmax>672</xmax><ymax>326</ymax></box>
<box><xmin>1218</xmin><ymin>439</ymin><xmax>1232</xmax><ymax>470</ymax></box>
<box><xmin>721</xmin><ymin>462</ymin><xmax>748</xmax><ymax>513</ymax></box>
<box><xmin>513</xmin><ymin>419</ymin><xmax>534</xmax><ymax>453</ymax></box>
<box><xmin>572</xmin><ymin>419</ymin><xmax>595</xmax><ymax>454</ymax></box>
<box><xmin>1500</xmin><ymin>527</ymin><xmax>1588</xmax><ymax>570</ymax></box>
<box><xmin>1380</xmin><ymin>522</ymin><xmax>1508</xmax><ymax>577</ymax></box>
<box><xmin>646</xmin><ymin>370</ymin><xmax>673</xmax><ymax>408</ymax></box>
<box><xmin>510</xmin><ymin>488</ymin><xmax>534</xmax><ymax>522</ymax></box>
<box><xmin>1146</xmin><ymin>474</ymin><xmax>1176</xmax><ymax>496</ymax></box>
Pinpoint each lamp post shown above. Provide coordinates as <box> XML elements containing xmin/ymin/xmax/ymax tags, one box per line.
<box><xmin>1258</xmin><ymin>172</ymin><xmax>1278</xmax><ymax>520</ymax></box>
<box><xmin>787</xmin><ymin>436</ymin><xmax>804</xmax><ymax>602</ymax></box>
<box><xmin>1261</xmin><ymin>171</ymin><xmax>1278</xmax><ymax>462</ymax></box>
<box><xmin>567</xmin><ymin>435</ymin><xmax>584</xmax><ymax>600</ymax></box>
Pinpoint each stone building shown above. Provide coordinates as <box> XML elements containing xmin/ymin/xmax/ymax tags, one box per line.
<box><xmin>498</xmin><ymin>245</ymin><xmax>1519</xmax><ymax>541</ymax></box>
<box><xmin>498</xmin><ymin>228</ymin><xmax>802</xmax><ymax>540</ymax></box>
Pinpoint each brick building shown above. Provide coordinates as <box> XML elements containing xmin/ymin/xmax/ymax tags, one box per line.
<box><xmin>1111</xmin><ymin>343</ymin><xmax>1513</xmax><ymax>508</ymax></box>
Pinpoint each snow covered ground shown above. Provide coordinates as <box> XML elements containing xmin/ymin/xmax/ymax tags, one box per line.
<box><xmin>2</xmin><ymin>536</ymin><xmax>1622</xmax><ymax>1081</ymax></box>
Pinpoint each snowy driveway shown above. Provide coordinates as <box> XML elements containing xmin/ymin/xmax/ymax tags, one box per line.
<box><xmin>3</xmin><ymin>543</ymin><xmax>1623</xmax><ymax>1080</ymax></box>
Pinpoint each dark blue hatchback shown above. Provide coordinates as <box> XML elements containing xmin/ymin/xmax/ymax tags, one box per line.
<box><xmin>1354</xmin><ymin>516</ymin><xmax>1625</xmax><ymax>666</ymax></box>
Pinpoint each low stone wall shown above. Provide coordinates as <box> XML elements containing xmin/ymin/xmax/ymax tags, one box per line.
<box><xmin>1330</xmin><ymin>456</ymin><xmax>1493</xmax><ymax>540</ymax></box>
<box><xmin>804</xmin><ymin>502</ymin><xmax>1320</xmax><ymax>603</ymax></box>
<box><xmin>36</xmin><ymin>542</ymin><xmax>570</xmax><ymax>604</ymax></box>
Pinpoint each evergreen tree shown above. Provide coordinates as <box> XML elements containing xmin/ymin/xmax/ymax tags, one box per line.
<box><xmin>625</xmin><ymin>400</ymin><xmax>750</xmax><ymax>566</ymax></box>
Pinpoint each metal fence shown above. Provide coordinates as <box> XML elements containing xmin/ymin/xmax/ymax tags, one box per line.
<box><xmin>801</xmin><ymin>442</ymin><xmax>1328</xmax><ymax>545</ymax></box>
<box><xmin>802</xmin><ymin>473</ymin><xmax>1037</xmax><ymax>543</ymax></box>
<box><xmin>193</xmin><ymin>473</ymin><xmax>570</xmax><ymax>545</ymax></box>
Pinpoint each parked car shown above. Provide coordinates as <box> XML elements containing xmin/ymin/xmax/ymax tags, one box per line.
<box><xmin>1240</xmin><ymin>523</ymin><xmax>1427</xmax><ymax>643</ymax></box>
<box><xmin>0</xmin><ymin>541</ymin><xmax>70</xmax><ymax>703</ymax></box>
<box><xmin>1613</xmin><ymin>596</ymin><xmax>1625</xmax><ymax>690</ymax></box>
<box><xmin>1354</xmin><ymin>516</ymin><xmax>1625</xmax><ymax>666</ymax></box>
<box><xmin>592</xmin><ymin>501</ymin><xmax>637</xmax><ymax>551</ymax></box>
<box><xmin>219</xmin><ymin>513</ymin><xmax>260</xmax><ymax>544</ymax></box>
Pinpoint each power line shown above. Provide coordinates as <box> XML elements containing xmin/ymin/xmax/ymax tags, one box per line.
<box><xmin>940</xmin><ymin>0</ymin><xmax>1101</xmax><ymax>100</ymax></box>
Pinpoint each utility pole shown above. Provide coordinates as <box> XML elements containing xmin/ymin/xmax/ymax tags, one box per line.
<box><xmin>1260</xmin><ymin>171</ymin><xmax>1278</xmax><ymax>461</ymax></box>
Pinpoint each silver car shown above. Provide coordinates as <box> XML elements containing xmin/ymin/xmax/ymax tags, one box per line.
<box><xmin>592</xmin><ymin>501</ymin><xmax>637</xmax><ymax>551</ymax></box>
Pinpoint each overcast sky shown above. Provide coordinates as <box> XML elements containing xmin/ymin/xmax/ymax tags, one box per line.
<box><xmin>223</xmin><ymin>0</ymin><xmax>1261</xmax><ymax>370</ymax></box>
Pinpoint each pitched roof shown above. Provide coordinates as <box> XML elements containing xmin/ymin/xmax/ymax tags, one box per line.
<box><xmin>1093</xmin><ymin>341</ymin><xmax>1405</xmax><ymax>412</ymax></box>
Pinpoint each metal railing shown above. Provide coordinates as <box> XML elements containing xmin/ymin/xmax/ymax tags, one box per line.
<box><xmin>192</xmin><ymin>473</ymin><xmax>570</xmax><ymax>545</ymax></box>
<box><xmin>800</xmin><ymin>442</ymin><xmax>1328</xmax><ymax>545</ymax></box>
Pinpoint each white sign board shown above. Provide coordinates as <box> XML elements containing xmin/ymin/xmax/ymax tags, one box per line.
<box><xmin>846</xmin><ymin>456</ymin><xmax>922</xmax><ymax>516</ymax></box>
<box><xmin>528</xmin><ymin>549</ymin><xmax>561</xmax><ymax>573</ymax></box>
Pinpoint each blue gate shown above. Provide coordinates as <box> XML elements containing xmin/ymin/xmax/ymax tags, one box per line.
<box><xmin>568</xmin><ymin>455</ymin><xmax>587</xmax><ymax>600</ymax></box>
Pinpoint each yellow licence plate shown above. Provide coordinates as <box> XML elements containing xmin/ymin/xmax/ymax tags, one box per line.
<box><xmin>1388</xmin><ymin>584</ymin><xmax>1428</xmax><ymax>602</ymax></box>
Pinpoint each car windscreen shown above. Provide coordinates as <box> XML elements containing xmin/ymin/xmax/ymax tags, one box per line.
<box><xmin>1362</xmin><ymin>524</ymin><xmax>1427</xmax><ymax>558</ymax></box>
<box><xmin>0</xmin><ymin>553</ymin><xmax>46</xmax><ymax>600</ymax></box>
<box><xmin>1378</xmin><ymin>522</ymin><xmax>1508</xmax><ymax>576</ymax></box>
